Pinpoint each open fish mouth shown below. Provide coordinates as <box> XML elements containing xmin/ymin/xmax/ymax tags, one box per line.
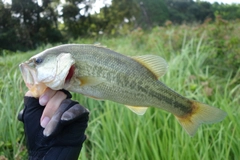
<box><xmin>19</xmin><ymin>63</ymin><xmax>36</xmax><ymax>87</ymax></box>
<box><xmin>19</xmin><ymin>63</ymin><xmax>47</xmax><ymax>97</ymax></box>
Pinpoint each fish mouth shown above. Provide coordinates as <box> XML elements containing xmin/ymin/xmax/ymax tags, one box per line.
<box><xmin>19</xmin><ymin>62</ymin><xmax>47</xmax><ymax>97</ymax></box>
<box><xmin>19</xmin><ymin>63</ymin><xmax>37</xmax><ymax>87</ymax></box>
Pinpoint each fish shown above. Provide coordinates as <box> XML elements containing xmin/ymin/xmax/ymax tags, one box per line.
<box><xmin>19</xmin><ymin>44</ymin><xmax>227</xmax><ymax>136</ymax></box>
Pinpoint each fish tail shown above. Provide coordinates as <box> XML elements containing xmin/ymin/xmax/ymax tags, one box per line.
<box><xmin>175</xmin><ymin>100</ymin><xmax>227</xmax><ymax>136</ymax></box>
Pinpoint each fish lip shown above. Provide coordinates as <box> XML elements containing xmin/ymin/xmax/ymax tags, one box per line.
<box><xmin>19</xmin><ymin>62</ymin><xmax>37</xmax><ymax>86</ymax></box>
<box><xmin>20</xmin><ymin>62</ymin><xmax>48</xmax><ymax>97</ymax></box>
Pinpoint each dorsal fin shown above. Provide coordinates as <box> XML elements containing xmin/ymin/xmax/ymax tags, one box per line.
<box><xmin>93</xmin><ymin>43</ymin><xmax>107</xmax><ymax>48</ymax></box>
<box><xmin>131</xmin><ymin>55</ymin><xmax>168</xmax><ymax>79</ymax></box>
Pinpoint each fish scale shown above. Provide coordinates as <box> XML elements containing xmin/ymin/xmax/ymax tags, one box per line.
<box><xmin>70</xmin><ymin>48</ymin><xmax>198</xmax><ymax>116</ymax></box>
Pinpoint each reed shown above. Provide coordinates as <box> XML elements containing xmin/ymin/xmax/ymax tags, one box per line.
<box><xmin>0</xmin><ymin>23</ymin><xmax>239</xmax><ymax>159</ymax></box>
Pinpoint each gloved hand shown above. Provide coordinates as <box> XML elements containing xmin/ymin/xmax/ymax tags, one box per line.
<box><xmin>18</xmin><ymin>90</ymin><xmax>89</xmax><ymax>160</ymax></box>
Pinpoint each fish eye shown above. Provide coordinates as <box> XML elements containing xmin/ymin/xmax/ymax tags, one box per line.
<box><xmin>35</xmin><ymin>58</ymin><xmax>43</xmax><ymax>64</ymax></box>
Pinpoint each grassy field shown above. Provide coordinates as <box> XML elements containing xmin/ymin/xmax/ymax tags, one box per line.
<box><xmin>0</xmin><ymin>20</ymin><xmax>240</xmax><ymax>160</ymax></box>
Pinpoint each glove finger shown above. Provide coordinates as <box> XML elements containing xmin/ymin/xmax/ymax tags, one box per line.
<box><xmin>43</xmin><ymin>99</ymin><xmax>77</xmax><ymax>137</ymax></box>
<box><xmin>61</xmin><ymin>104</ymin><xmax>89</xmax><ymax>122</ymax></box>
<box><xmin>59</xmin><ymin>89</ymin><xmax>72</xmax><ymax>99</ymax></box>
<box><xmin>19</xmin><ymin>96</ymin><xmax>41</xmax><ymax>123</ymax></box>
<box><xmin>18</xmin><ymin>109</ymin><xmax>24</xmax><ymax>122</ymax></box>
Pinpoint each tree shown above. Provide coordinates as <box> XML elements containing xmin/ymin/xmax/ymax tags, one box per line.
<box><xmin>193</xmin><ymin>1</ymin><xmax>214</xmax><ymax>22</ymax></box>
<box><xmin>61</xmin><ymin>0</ymin><xmax>96</xmax><ymax>38</ymax></box>
<box><xmin>97</xmin><ymin>0</ymin><xmax>139</xmax><ymax>35</ymax></box>
<box><xmin>0</xmin><ymin>0</ymin><xmax>63</xmax><ymax>51</ymax></box>
<box><xmin>135</xmin><ymin>0</ymin><xmax>169</xmax><ymax>28</ymax></box>
<box><xmin>213</xmin><ymin>3</ymin><xmax>240</xmax><ymax>20</ymax></box>
<box><xmin>0</xmin><ymin>0</ymin><xmax>20</xmax><ymax>51</ymax></box>
<box><xmin>167</xmin><ymin>0</ymin><xmax>214</xmax><ymax>24</ymax></box>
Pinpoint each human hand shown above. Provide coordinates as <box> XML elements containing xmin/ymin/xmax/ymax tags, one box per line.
<box><xmin>38</xmin><ymin>88</ymin><xmax>71</xmax><ymax>128</ymax></box>
<box><xmin>18</xmin><ymin>90</ymin><xmax>89</xmax><ymax>159</ymax></box>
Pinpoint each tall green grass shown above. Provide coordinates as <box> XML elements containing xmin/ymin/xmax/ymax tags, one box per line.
<box><xmin>0</xmin><ymin>23</ymin><xmax>239</xmax><ymax>159</ymax></box>
<box><xmin>76</xmin><ymin>31</ymin><xmax>239</xmax><ymax>160</ymax></box>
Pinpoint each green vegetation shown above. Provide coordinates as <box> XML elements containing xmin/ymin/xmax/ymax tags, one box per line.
<box><xmin>1</xmin><ymin>0</ymin><xmax>240</xmax><ymax>52</ymax></box>
<box><xmin>0</xmin><ymin>20</ymin><xmax>239</xmax><ymax>159</ymax></box>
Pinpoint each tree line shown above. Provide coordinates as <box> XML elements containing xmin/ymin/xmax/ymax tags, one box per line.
<box><xmin>0</xmin><ymin>0</ymin><xmax>240</xmax><ymax>52</ymax></box>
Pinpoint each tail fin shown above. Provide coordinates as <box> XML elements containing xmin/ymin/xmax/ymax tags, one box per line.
<box><xmin>175</xmin><ymin>101</ymin><xmax>227</xmax><ymax>136</ymax></box>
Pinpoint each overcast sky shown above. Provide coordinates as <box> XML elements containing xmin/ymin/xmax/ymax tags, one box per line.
<box><xmin>3</xmin><ymin>0</ymin><xmax>240</xmax><ymax>6</ymax></box>
<box><xmin>2</xmin><ymin>0</ymin><xmax>239</xmax><ymax>11</ymax></box>
<box><xmin>200</xmin><ymin>0</ymin><xmax>240</xmax><ymax>4</ymax></box>
<box><xmin>92</xmin><ymin>0</ymin><xmax>240</xmax><ymax>13</ymax></box>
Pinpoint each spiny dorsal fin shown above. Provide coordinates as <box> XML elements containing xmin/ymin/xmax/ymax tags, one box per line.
<box><xmin>125</xmin><ymin>105</ymin><xmax>148</xmax><ymax>115</ymax></box>
<box><xmin>131</xmin><ymin>55</ymin><xmax>168</xmax><ymax>79</ymax></box>
<box><xmin>93</xmin><ymin>43</ymin><xmax>107</xmax><ymax>48</ymax></box>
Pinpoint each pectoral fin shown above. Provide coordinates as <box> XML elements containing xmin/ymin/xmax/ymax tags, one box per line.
<box><xmin>125</xmin><ymin>105</ymin><xmax>148</xmax><ymax>115</ymax></box>
<box><xmin>131</xmin><ymin>55</ymin><xmax>168</xmax><ymax>79</ymax></box>
<box><xmin>79</xmin><ymin>76</ymin><xmax>106</xmax><ymax>87</ymax></box>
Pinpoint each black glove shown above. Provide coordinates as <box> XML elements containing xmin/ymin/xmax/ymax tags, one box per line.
<box><xmin>18</xmin><ymin>92</ymin><xmax>89</xmax><ymax>160</ymax></box>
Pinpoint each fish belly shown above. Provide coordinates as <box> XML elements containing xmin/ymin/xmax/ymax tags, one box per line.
<box><xmin>68</xmin><ymin>75</ymin><xmax>191</xmax><ymax>118</ymax></box>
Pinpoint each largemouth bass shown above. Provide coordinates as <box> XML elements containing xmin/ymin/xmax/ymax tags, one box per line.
<box><xmin>19</xmin><ymin>44</ymin><xmax>226</xmax><ymax>136</ymax></box>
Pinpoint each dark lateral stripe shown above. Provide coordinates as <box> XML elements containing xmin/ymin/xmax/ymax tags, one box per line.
<box><xmin>139</xmin><ymin>82</ymin><xmax>193</xmax><ymax>114</ymax></box>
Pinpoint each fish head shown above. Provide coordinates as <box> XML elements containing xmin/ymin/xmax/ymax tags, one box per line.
<box><xmin>19</xmin><ymin>49</ymin><xmax>75</xmax><ymax>97</ymax></box>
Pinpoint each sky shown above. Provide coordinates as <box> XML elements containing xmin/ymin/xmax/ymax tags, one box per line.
<box><xmin>90</xmin><ymin>0</ymin><xmax>111</xmax><ymax>13</ymax></box>
<box><xmin>67</xmin><ymin>0</ymin><xmax>240</xmax><ymax>14</ymax></box>
<box><xmin>200</xmin><ymin>0</ymin><xmax>240</xmax><ymax>4</ymax></box>
<box><xmin>2</xmin><ymin>0</ymin><xmax>239</xmax><ymax>12</ymax></box>
<box><xmin>2</xmin><ymin>0</ymin><xmax>240</xmax><ymax>5</ymax></box>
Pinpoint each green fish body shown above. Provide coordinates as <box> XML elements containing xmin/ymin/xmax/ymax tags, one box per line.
<box><xmin>19</xmin><ymin>44</ymin><xmax>227</xmax><ymax>136</ymax></box>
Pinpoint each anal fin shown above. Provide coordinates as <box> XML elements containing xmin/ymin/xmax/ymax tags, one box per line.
<box><xmin>125</xmin><ymin>105</ymin><xmax>148</xmax><ymax>115</ymax></box>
